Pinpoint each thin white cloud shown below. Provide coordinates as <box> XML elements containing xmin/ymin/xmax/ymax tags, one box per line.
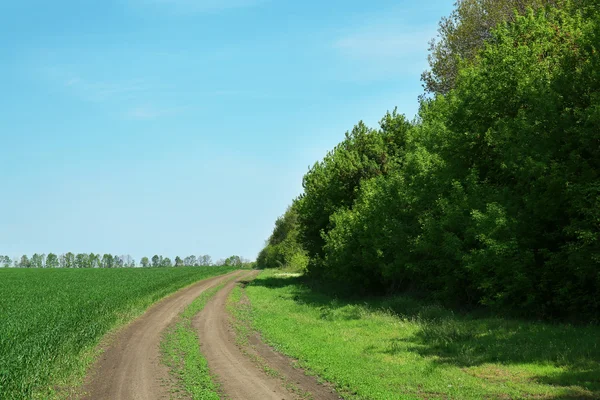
<box><xmin>331</xmin><ymin>24</ymin><xmax>437</xmax><ymax>81</ymax></box>
<box><xmin>65</xmin><ymin>77</ymin><xmax>152</xmax><ymax>102</ymax></box>
<box><xmin>125</xmin><ymin>105</ymin><xmax>187</xmax><ymax>120</ymax></box>
<box><xmin>137</xmin><ymin>0</ymin><xmax>268</xmax><ymax>13</ymax></box>
<box><xmin>126</xmin><ymin>106</ymin><xmax>162</xmax><ymax>120</ymax></box>
<box><xmin>66</xmin><ymin>77</ymin><xmax>82</xmax><ymax>86</ymax></box>
<box><xmin>334</xmin><ymin>30</ymin><xmax>433</xmax><ymax>60</ymax></box>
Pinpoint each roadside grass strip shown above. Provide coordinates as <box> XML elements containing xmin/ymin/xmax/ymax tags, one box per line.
<box><xmin>243</xmin><ymin>270</ymin><xmax>600</xmax><ymax>400</ymax></box>
<box><xmin>161</xmin><ymin>278</ymin><xmax>235</xmax><ymax>399</ymax></box>
<box><xmin>0</xmin><ymin>267</ymin><xmax>236</xmax><ymax>399</ymax></box>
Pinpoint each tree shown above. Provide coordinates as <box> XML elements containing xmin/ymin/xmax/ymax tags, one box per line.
<box><xmin>270</xmin><ymin>2</ymin><xmax>600</xmax><ymax>319</ymax></box>
<box><xmin>114</xmin><ymin>256</ymin><xmax>124</xmax><ymax>268</ymax></box>
<box><xmin>198</xmin><ymin>255</ymin><xmax>212</xmax><ymax>266</ymax></box>
<box><xmin>1</xmin><ymin>256</ymin><xmax>11</xmax><ymax>268</ymax></box>
<box><xmin>257</xmin><ymin>203</ymin><xmax>308</xmax><ymax>271</ymax></box>
<box><xmin>175</xmin><ymin>256</ymin><xmax>184</xmax><ymax>267</ymax></box>
<box><xmin>63</xmin><ymin>252</ymin><xmax>75</xmax><ymax>268</ymax></box>
<box><xmin>89</xmin><ymin>253</ymin><xmax>100</xmax><ymax>268</ymax></box>
<box><xmin>422</xmin><ymin>0</ymin><xmax>558</xmax><ymax>95</ymax></box>
<box><xmin>151</xmin><ymin>255</ymin><xmax>160</xmax><ymax>267</ymax></box>
<box><xmin>30</xmin><ymin>253</ymin><xmax>43</xmax><ymax>269</ymax></box>
<box><xmin>162</xmin><ymin>257</ymin><xmax>173</xmax><ymax>267</ymax></box>
<box><xmin>122</xmin><ymin>255</ymin><xmax>134</xmax><ymax>268</ymax></box>
<box><xmin>46</xmin><ymin>253</ymin><xmax>59</xmax><ymax>268</ymax></box>
<box><xmin>297</xmin><ymin>113</ymin><xmax>411</xmax><ymax>275</ymax></box>
<box><xmin>19</xmin><ymin>255</ymin><xmax>31</xmax><ymax>268</ymax></box>
<box><xmin>184</xmin><ymin>255</ymin><xmax>197</xmax><ymax>267</ymax></box>
<box><xmin>75</xmin><ymin>253</ymin><xmax>88</xmax><ymax>269</ymax></box>
<box><xmin>101</xmin><ymin>254</ymin><xmax>114</xmax><ymax>269</ymax></box>
<box><xmin>224</xmin><ymin>255</ymin><xmax>242</xmax><ymax>267</ymax></box>
<box><xmin>140</xmin><ymin>257</ymin><xmax>150</xmax><ymax>268</ymax></box>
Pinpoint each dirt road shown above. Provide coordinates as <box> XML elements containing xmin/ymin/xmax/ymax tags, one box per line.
<box><xmin>195</xmin><ymin>271</ymin><xmax>340</xmax><ymax>400</ymax></box>
<box><xmin>82</xmin><ymin>270</ymin><xmax>338</xmax><ymax>400</ymax></box>
<box><xmin>81</xmin><ymin>270</ymin><xmax>241</xmax><ymax>400</ymax></box>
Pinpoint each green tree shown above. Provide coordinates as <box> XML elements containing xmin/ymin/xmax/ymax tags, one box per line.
<box><xmin>30</xmin><ymin>253</ymin><xmax>43</xmax><ymax>269</ymax></box>
<box><xmin>88</xmin><ymin>253</ymin><xmax>100</xmax><ymax>268</ymax></box>
<box><xmin>101</xmin><ymin>254</ymin><xmax>114</xmax><ymax>269</ymax></box>
<box><xmin>422</xmin><ymin>0</ymin><xmax>558</xmax><ymax>95</ymax></box>
<box><xmin>265</xmin><ymin>1</ymin><xmax>600</xmax><ymax>320</ymax></box>
<box><xmin>175</xmin><ymin>256</ymin><xmax>184</xmax><ymax>267</ymax></box>
<box><xmin>184</xmin><ymin>255</ymin><xmax>197</xmax><ymax>266</ymax></box>
<box><xmin>75</xmin><ymin>253</ymin><xmax>88</xmax><ymax>269</ymax></box>
<box><xmin>19</xmin><ymin>255</ymin><xmax>31</xmax><ymax>268</ymax></box>
<box><xmin>140</xmin><ymin>257</ymin><xmax>150</xmax><ymax>268</ymax></box>
<box><xmin>297</xmin><ymin>114</ymin><xmax>411</xmax><ymax>275</ymax></box>
<box><xmin>257</xmin><ymin>202</ymin><xmax>309</xmax><ymax>271</ymax></box>
<box><xmin>46</xmin><ymin>253</ymin><xmax>59</xmax><ymax>269</ymax></box>
<box><xmin>63</xmin><ymin>252</ymin><xmax>75</xmax><ymax>268</ymax></box>
<box><xmin>224</xmin><ymin>255</ymin><xmax>242</xmax><ymax>267</ymax></box>
<box><xmin>198</xmin><ymin>255</ymin><xmax>212</xmax><ymax>266</ymax></box>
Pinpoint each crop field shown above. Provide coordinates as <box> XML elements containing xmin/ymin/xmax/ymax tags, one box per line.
<box><xmin>241</xmin><ymin>270</ymin><xmax>600</xmax><ymax>400</ymax></box>
<box><xmin>0</xmin><ymin>266</ymin><xmax>235</xmax><ymax>399</ymax></box>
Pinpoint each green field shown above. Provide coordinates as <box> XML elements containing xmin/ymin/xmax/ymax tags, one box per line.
<box><xmin>242</xmin><ymin>270</ymin><xmax>600</xmax><ymax>400</ymax></box>
<box><xmin>0</xmin><ymin>266</ymin><xmax>235</xmax><ymax>399</ymax></box>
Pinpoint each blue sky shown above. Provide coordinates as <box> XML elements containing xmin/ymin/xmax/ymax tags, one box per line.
<box><xmin>0</xmin><ymin>0</ymin><xmax>453</xmax><ymax>262</ymax></box>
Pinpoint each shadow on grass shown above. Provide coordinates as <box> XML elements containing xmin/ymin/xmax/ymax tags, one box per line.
<box><xmin>250</xmin><ymin>275</ymin><xmax>600</xmax><ymax>397</ymax></box>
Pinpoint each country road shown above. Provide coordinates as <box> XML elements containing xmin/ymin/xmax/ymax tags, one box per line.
<box><xmin>80</xmin><ymin>270</ymin><xmax>338</xmax><ymax>400</ymax></box>
<box><xmin>81</xmin><ymin>270</ymin><xmax>241</xmax><ymax>400</ymax></box>
<box><xmin>195</xmin><ymin>271</ymin><xmax>337</xmax><ymax>400</ymax></box>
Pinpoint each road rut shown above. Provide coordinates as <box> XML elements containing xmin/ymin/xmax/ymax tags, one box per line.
<box><xmin>81</xmin><ymin>270</ymin><xmax>241</xmax><ymax>400</ymax></box>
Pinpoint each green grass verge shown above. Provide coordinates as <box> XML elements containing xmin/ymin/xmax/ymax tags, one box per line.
<box><xmin>160</xmin><ymin>280</ymin><xmax>230</xmax><ymax>400</ymax></box>
<box><xmin>227</xmin><ymin>285</ymin><xmax>253</xmax><ymax>346</ymax></box>
<box><xmin>243</xmin><ymin>270</ymin><xmax>600</xmax><ymax>400</ymax></box>
<box><xmin>0</xmin><ymin>266</ymin><xmax>236</xmax><ymax>399</ymax></box>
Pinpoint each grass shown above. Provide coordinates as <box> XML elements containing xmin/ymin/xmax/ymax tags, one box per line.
<box><xmin>161</xmin><ymin>280</ymin><xmax>232</xmax><ymax>400</ymax></box>
<box><xmin>227</xmin><ymin>284</ymin><xmax>254</xmax><ymax>346</ymax></box>
<box><xmin>0</xmin><ymin>266</ymin><xmax>235</xmax><ymax>399</ymax></box>
<box><xmin>243</xmin><ymin>270</ymin><xmax>600</xmax><ymax>400</ymax></box>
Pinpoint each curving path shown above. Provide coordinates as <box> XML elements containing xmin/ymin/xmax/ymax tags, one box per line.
<box><xmin>81</xmin><ymin>270</ymin><xmax>339</xmax><ymax>400</ymax></box>
<box><xmin>195</xmin><ymin>271</ymin><xmax>340</xmax><ymax>400</ymax></box>
<box><xmin>81</xmin><ymin>270</ymin><xmax>241</xmax><ymax>400</ymax></box>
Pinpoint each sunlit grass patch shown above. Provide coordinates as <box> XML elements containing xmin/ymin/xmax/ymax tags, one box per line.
<box><xmin>243</xmin><ymin>270</ymin><xmax>600</xmax><ymax>400</ymax></box>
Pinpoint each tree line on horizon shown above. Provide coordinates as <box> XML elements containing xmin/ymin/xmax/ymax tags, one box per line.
<box><xmin>258</xmin><ymin>0</ymin><xmax>599</xmax><ymax>320</ymax></box>
<box><xmin>0</xmin><ymin>253</ymin><xmax>250</xmax><ymax>269</ymax></box>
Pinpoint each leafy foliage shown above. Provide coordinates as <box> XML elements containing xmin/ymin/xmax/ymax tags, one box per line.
<box><xmin>422</xmin><ymin>0</ymin><xmax>560</xmax><ymax>95</ymax></box>
<box><xmin>257</xmin><ymin>202</ymin><xmax>309</xmax><ymax>271</ymax></box>
<box><xmin>260</xmin><ymin>2</ymin><xmax>600</xmax><ymax>320</ymax></box>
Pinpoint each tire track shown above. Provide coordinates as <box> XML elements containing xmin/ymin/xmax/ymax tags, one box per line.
<box><xmin>80</xmin><ymin>270</ymin><xmax>242</xmax><ymax>400</ymax></box>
